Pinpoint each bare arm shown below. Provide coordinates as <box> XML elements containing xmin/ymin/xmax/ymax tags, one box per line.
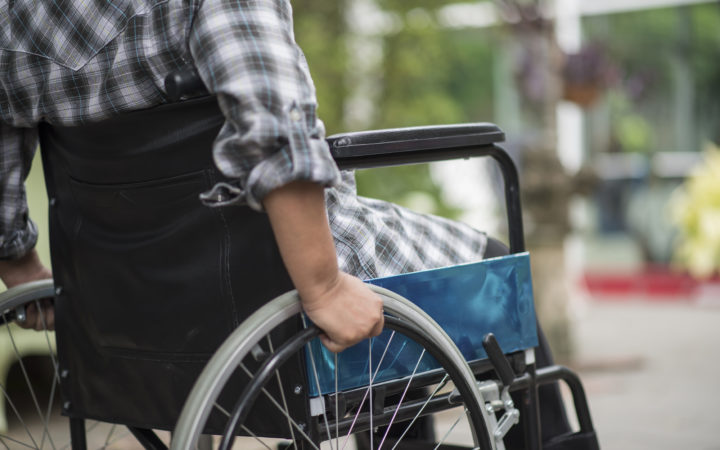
<box><xmin>0</xmin><ymin>248</ymin><xmax>51</xmax><ymax>288</ymax></box>
<box><xmin>264</xmin><ymin>181</ymin><xmax>384</xmax><ymax>353</ymax></box>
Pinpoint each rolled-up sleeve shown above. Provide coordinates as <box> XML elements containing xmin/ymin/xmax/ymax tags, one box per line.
<box><xmin>0</xmin><ymin>123</ymin><xmax>38</xmax><ymax>260</ymax></box>
<box><xmin>188</xmin><ymin>0</ymin><xmax>340</xmax><ymax>210</ymax></box>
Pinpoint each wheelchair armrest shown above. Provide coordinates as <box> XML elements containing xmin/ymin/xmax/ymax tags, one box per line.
<box><xmin>327</xmin><ymin>123</ymin><xmax>505</xmax><ymax>170</ymax></box>
<box><xmin>330</xmin><ymin>123</ymin><xmax>525</xmax><ymax>254</ymax></box>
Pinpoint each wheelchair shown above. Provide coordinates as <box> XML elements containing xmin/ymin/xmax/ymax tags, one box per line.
<box><xmin>0</xmin><ymin>68</ymin><xmax>599</xmax><ymax>450</ymax></box>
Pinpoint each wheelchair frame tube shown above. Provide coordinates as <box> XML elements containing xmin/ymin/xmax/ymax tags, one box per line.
<box><xmin>334</xmin><ymin>143</ymin><xmax>526</xmax><ymax>255</ymax></box>
<box><xmin>488</xmin><ymin>144</ymin><xmax>525</xmax><ymax>255</ymax></box>
<box><xmin>509</xmin><ymin>368</ymin><xmax>595</xmax><ymax>435</ymax></box>
<box><xmin>335</xmin><ymin>143</ymin><xmax>541</xmax><ymax>448</ymax></box>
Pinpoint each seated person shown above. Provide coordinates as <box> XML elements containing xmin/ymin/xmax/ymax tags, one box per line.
<box><xmin>0</xmin><ymin>0</ymin><xmax>569</xmax><ymax>446</ymax></box>
<box><xmin>0</xmin><ymin>0</ymin><xmax>492</xmax><ymax>350</ymax></box>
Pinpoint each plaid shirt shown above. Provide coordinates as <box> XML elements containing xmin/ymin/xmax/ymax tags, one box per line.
<box><xmin>0</xmin><ymin>0</ymin><xmax>486</xmax><ymax>277</ymax></box>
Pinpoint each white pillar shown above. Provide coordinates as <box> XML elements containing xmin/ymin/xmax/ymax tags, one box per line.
<box><xmin>554</xmin><ymin>0</ymin><xmax>585</xmax><ymax>174</ymax></box>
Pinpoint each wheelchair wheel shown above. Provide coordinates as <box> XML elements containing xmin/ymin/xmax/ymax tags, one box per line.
<box><xmin>172</xmin><ymin>286</ymin><xmax>496</xmax><ymax>450</ymax></box>
<box><xmin>0</xmin><ymin>280</ymin><xmax>168</xmax><ymax>449</ymax></box>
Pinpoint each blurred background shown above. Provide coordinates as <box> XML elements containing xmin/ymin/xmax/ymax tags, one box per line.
<box><xmin>16</xmin><ymin>0</ymin><xmax>720</xmax><ymax>448</ymax></box>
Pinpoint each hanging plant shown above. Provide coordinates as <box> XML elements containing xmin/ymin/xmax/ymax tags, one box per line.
<box><xmin>562</xmin><ymin>43</ymin><xmax>616</xmax><ymax>107</ymax></box>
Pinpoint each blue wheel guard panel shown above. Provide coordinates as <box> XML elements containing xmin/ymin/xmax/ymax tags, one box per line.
<box><xmin>305</xmin><ymin>252</ymin><xmax>538</xmax><ymax>397</ymax></box>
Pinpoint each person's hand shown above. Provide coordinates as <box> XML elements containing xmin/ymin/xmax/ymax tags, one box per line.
<box><xmin>300</xmin><ymin>272</ymin><xmax>384</xmax><ymax>353</ymax></box>
<box><xmin>18</xmin><ymin>297</ymin><xmax>55</xmax><ymax>331</ymax></box>
<box><xmin>0</xmin><ymin>249</ymin><xmax>54</xmax><ymax>330</ymax></box>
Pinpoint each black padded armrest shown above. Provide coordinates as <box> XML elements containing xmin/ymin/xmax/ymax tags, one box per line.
<box><xmin>327</xmin><ymin>123</ymin><xmax>505</xmax><ymax>169</ymax></box>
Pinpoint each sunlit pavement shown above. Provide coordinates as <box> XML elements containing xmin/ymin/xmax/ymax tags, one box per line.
<box><xmin>569</xmin><ymin>293</ymin><xmax>720</xmax><ymax>450</ymax></box>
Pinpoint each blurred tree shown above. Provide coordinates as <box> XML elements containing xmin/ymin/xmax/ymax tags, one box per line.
<box><xmin>295</xmin><ymin>1</ymin><xmax>498</xmax><ymax>218</ymax></box>
<box><xmin>357</xmin><ymin>3</ymin><xmax>496</xmax><ymax>218</ymax></box>
<box><xmin>292</xmin><ymin>1</ymin><xmax>348</xmax><ymax>135</ymax></box>
<box><xmin>583</xmin><ymin>4</ymin><xmax>720</xmax><ymax>154</ymax></box>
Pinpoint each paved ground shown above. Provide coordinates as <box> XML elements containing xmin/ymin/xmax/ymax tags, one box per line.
<box><xmin>569</xmin><ymin>294</ymin><xmax>720</xmax><ymax>450</ymax></box>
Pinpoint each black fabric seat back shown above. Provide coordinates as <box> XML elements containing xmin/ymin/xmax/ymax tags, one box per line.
<box><xmin>39</xmin><ymin>96</ymin><xmax>303</xmax><ymax>432</ymax></box>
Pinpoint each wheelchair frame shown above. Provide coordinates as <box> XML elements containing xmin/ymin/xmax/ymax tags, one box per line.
<box><xmin>0</xmin><ymin>71</ymin><xmax>598</xmax><ymax>450</ymax></box>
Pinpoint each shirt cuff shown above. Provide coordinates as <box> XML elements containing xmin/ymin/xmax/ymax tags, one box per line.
<box><xmin>204</xmin><ymin>103</ymin><xmax>341</xmax><ymax>211</ymax></box>
<box><xmin>0</xmin><ymin>219</ymin><xmax>38</xmax><ymax>260</ymax></box>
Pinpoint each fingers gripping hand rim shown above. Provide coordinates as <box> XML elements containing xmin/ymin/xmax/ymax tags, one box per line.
<box><xmin>301</xmin><ymin>273</ymin><xmax>385</xmax><ymax>353</ymax></box>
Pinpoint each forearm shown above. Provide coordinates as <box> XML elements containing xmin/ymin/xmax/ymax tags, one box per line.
<box><xmin>263</xmin><ymin>181</ymin><xmax>384</xmax><ymax>352</ymax></box>
<box><xmin>264</xmin><ymin>181</ymin><xmax>339</xmax><ymax>302</ymax></box>
<box><xmin>0</xmin><ymin>248</ymin><xmax>52</xmax><ymax>289</ymax></box>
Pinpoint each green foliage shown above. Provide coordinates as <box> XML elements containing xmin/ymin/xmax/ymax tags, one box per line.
<box><xmin>689</xmin><ymin>5</ymin><xmax>720</xmax><ymax>142</ymax></box>
<box><xmin>583</xmin><ymin>5</ymin><xmax>720</xmax><ymax>152</ymax></box>
<box><xmin>355</xmin><ymin>166</ymin><xmax>462</xmax><ymax>218</ymax></box>
<box><xmin>615</xmin><ymin>113</ymin><xmax>651</xmax><ymax>153</ymax></box>
<box><xmin>355</xmin><ymin>16</ymin><xmax>497</xmax><ymax>217</ymax></box>
<box><xmin>294</xmin><ymin>3</ymin><xmax>498</xmax><ymax>218</ymax></box>
<box><xmin>607</xmin><ymin>91</ymin><xmax>652</xmax><ymax>153</ymax></box>
<box><xmin>377</xmin><ymin>25</ymin><xmax>496</xmax><ymax>128</ymax></box>
<box><xmin>375</xmin><ymin>1</ymin><xmax>457</xmax><ymax>13</ymax></box>
<box><xmin>292</xmin><ymin>1</ymin><xmax>347</xmax><ymax>134</ymax></box>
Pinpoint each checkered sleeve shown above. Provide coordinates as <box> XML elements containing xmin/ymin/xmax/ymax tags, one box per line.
<box><xmin>0</xmin><ymin>123</ymin><xmax>39</xmax><ymax>260</ymax></box>
<box><xmin>188</xmin><ymin>0</ymin><xmax>340</xmax><ymax>210</ymax></box>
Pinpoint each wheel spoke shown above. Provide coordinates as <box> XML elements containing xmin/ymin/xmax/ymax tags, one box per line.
<box><xmin>0</xmin><ymin>433</ymin><xmax>35</xmax><ymax>449</ymax></box>
<box><xmin>240</xmin><ymin>425</ymin><xmax>274</xmax><ymax>450</ymax></box>
<box><xmin>1</xmin><ymin>382</ymin><xmax>38</xmax><ymax>449</ymax></box>
<box><xmin>0</xmin><ymin>317</ymin><xmax>41</xmax><ymax>450</ymax></box>
<box><xmin>238</xmin><ymin>364</ymin><xmax>320</xmax><ymax>450</ymax></box>
<box><xmin>101</xmin><ymin>428</ymin><xmax>133</xmax><ymax>449</ymax></box>
<box><xmin>4</xmin><ymin>319</ymin><xmax>57</xmax><ymax>450</ymax></box>
<box><xmin>267</xmin><ymin>335</ymin><xmax>298</xmax><ymax>447</ymax></box>
<box><xmin>340</xmin><ymin>332</ymin><xmax>396</xmax><ymax>450</ymax></box>
<box><xmin>214</xmin><ymin>402</ymin><xmax>231</xmax><ymax>418</ymax></box>
<box><xmin>172</xmin><ymin>290</ymin><xmax>487</xmax><ymax>450</ymax></box>
<box><xmin>368</xmin><ymin>339</ymin><xmax>373</xmax><ymax>450</ymax></box>
<box><xmin>34</xmin><ymin>300</ymin><xmax>60</xmax><ymax>450</ymax></box>
<box><xmin>377</xmin><ymin>349</ymin><xmax>426</xmax><ymax>450</ymax></box>
<box><xmin>302</xmin><ymin>317</ymin><xmax>334</xmax><ymax>449</ymax></box>
<box><xmin>41</xmin><ymin>370</ymin><xmax>59</xmax><ymax>450</ymax></box>
<box><xmin>334</xmin><ymin>353</ymin><xmax>339</xmax><ymax>450</ymax></box>
<box><xmin>103</xmin><ymin>424</ymin><xmax>117</xmax><ymax>446</ymax></box>
<box><xmin>0</xmin><ymin>291</ymin><xmax>164</xmax><ymax>450</ymax></box>
<box><xmin>390</xmin><ymin>374</ymin><xmax>449</xmax><ymax>450</ymax></box>
<box><xmin>434</xmin><ymin>409</ymin><xmax>468</xmax><ymax>450</ymax></box>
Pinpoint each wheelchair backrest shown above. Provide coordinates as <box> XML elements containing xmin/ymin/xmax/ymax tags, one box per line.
<box><xmin>39</xmin><ymin>96</ymin><xmax>300</xmax><ymax>431</ymax></box>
